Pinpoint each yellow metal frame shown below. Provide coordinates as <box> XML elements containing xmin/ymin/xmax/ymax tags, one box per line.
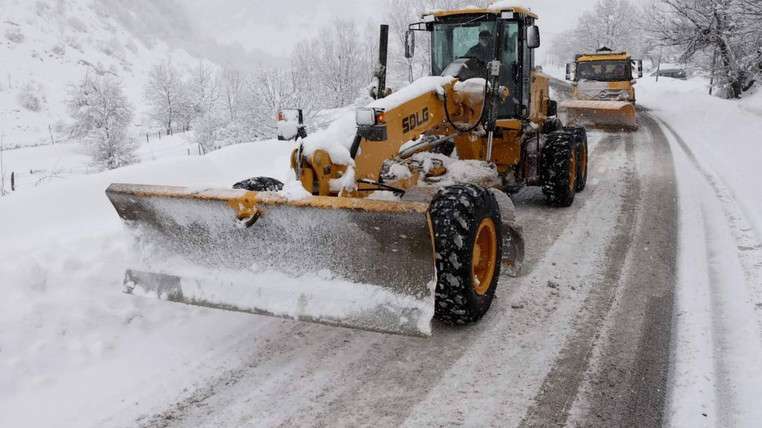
<box><xmin>472</xmin><ymin>217</ymin><xmax>498</xmax><ymax>296</ymax></box>
<box><xmin>576</xmin><ymin>52</ymin><xmax>631</xmax><ymax>62</ymax></box>
<box><xmin>430</xmin><ymin>6</ymin><xmax>538</xmax><ymax>19</ymax></box>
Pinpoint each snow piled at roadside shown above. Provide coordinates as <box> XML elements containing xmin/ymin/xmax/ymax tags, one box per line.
<box><xmin>0</xmin><ymin>140</ymin><xmax>299</xmax><ymax>427</ymax></box>
<box><xmin>638</xmin><ymin>76</ymin><xmax>762</xmax><ymax>426</ymax></box>
<box><xmin>639</xmin><ymin>77</ymin><xmax>762</xmax><ymax>247</ymax></box>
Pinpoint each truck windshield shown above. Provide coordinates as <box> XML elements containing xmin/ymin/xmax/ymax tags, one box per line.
<box><xmin>432</xmin><ymin>19</ymin><xmax>497</xmax><ymax>75</ymax></box>
<box><xmin>576</xmin><ymin>60</ymin><xmax>631</xmax><ymax>82</ymax></box>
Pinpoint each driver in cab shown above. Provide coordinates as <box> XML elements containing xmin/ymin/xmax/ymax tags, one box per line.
<box><xmin>465</xmin><ymin>30</ymin><xmax>495</xmax><ymax>64</ymax></box>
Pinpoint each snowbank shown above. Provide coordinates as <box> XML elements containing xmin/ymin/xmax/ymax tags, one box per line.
<box><xmin>638</xmin><ymin>77</ymin><xmax>762</xmax><ymax>241</ymax></box>
<box><xmin>0</xmin><ymin>140</ymin><xmax>295</xmax><ymax>427</ymax></box>
<box><xmin>638</xmin><ymin>76</ymin><xmax>762</xmax><ymax>425</ymax></box>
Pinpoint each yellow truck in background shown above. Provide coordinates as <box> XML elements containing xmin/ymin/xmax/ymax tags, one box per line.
<box><xmin>562</xmin><ymin>48</ymin><xmax>643</xmax><ymax>130</ymax></box>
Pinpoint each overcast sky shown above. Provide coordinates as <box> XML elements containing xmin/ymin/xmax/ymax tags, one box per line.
<box><xmin>184</xmin><ymin>0</ymin><xmax>599</xmax><ymax>60</ymax></box>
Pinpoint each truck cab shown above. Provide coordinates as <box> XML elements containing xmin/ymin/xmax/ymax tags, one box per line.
<box><xmin>565</xmin><ymin>48</ymin><xmax>643</xmax><ymax>103</ymax></box>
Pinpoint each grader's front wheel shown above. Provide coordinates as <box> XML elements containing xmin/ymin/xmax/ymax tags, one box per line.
<box><xmin>429</xmin><ymin>184</ymin><xmax>503</xmax><ymax>325</ymax></box>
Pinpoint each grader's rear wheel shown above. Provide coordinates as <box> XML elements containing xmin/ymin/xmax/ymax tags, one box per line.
<box><xmin>542</xmin><ymin>132</ymin><xmax>577</xmax><ymax>207</ymax></box>
<box><xmin>429</xmin><ymin>184</ymin><xmax>503</xmax><ymax>325</ymax></box>
<box><xmin>568</xmin><ymin>127</ymin><xmax>588</xmax><ymax>192</ymax></box>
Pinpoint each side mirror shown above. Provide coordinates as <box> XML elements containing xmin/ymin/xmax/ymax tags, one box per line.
<box><xmin>547</xmin><ymin>100</ymin><xmax>557</xmax><ymax>117</ymax></box>
<box><xmin>633</xmin><ymin>59</ymin><xmax>643</xmax><ymax>78</ymax></box>
<box><xmin>527</xmin><ymin>25</ymin><xmax>540</xmax><ymax>49</ymax></box>
<box><xmin>565</xmin><ymin>63</ymin><xmax>576</xmax><ymax>81</ymax></box>
<box><xmin>405</xmin><ymin>30</ymin><xmax>415</xmax><ymax>59</ymax></box>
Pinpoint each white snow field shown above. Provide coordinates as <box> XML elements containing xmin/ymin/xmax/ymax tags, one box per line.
<box><xmin>637</xmin><ymin>78</ymin><xmax>762</xmax><ymax>426</ymax></box>
<box><xmin>0</xmin><ymin>139</ymin><xmax>298</xmax><ymax>427</ymax></box>
<box><xmin>1</xmin><ymin>132</ymin><xmax>200</xmax><ymax>193</ymax></box>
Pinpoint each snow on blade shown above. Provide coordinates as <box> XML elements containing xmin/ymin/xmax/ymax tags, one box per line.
<box><xmin>126</xmin><ymin>268</ymin><xmax>435</xmax><ymax>337</ymax></box>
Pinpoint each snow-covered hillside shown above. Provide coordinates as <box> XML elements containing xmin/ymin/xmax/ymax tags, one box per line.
<box><xmin>0</xmin><ymin>0</ymin><xmax>203</xmax><ymax>149</ymax></box>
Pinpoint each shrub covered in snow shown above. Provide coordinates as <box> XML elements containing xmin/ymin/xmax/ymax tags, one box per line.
<box><xmin>67</xmin><ymin>73</ymin><xmax>136</xmax><ymax>170</ymax></box>
<box><xmin>4</xmin><ymin>26</ymin><xmax>24</xmax><ymax>43</ymax></box>
<box><xmin>17</xmin><ymin>81</ymin><xmax>46</xmax><ymax>112</ymax></box>
<box><xmin>51</xmin><ymin>43</ymin><xmax>66</xmax><ymax>56</ymax></box>
<box><xmin>194</xmin><ymin>115</ymin><xmax>263</xmax><ymax>152</ymax></box>
<box><xmin>67</xmin><ymin>16</ymin><xmax>88</xmax><ymax>33</ymax></box>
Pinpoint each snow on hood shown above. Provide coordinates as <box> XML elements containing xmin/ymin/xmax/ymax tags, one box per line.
<box><xmin>369</xmin><ymin>76</ymin><xmax>455</xmax><ymax>111</ymax></box>
<box><xmin>489</xmin><ymin>1</ymin><xmax>529</xmax><ymax>11</ymax></box>
<box><xmin>453</xmin><ymin>78</ymin><xmax>486</xmax><ymax>105</ymax></box>
<box><xmin>300</xmin><ymin>76</ymin><xmax>456</xmax><ymax>181</ymax></box>
<box><xmin>300</xmin><ymin>110</ymin><xmax>356</xmax><ymax>165</ymax></box>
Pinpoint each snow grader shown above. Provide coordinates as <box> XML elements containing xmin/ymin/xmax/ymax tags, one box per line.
<box><xmin>106</xmin><ymin>5</ymin><xmax>588</xmax><ymax>337</ymax></box>
<box><xmin>561</xmin><ymin>48</ymin><xmax>643</xmax><ymax>129</ymax></box>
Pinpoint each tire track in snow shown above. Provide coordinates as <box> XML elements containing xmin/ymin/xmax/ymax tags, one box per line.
<box><xmin>563</xmin><ymin>113</ymin><xmax>677</xmax><ymax>427</ymax></box>
<box><xmin>520</xmin><ymin>113</ymin><xmax>679</xmax><ymax>427</ymax></box>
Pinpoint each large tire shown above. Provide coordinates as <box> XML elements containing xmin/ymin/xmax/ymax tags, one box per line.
<box><xmin>232</xmin><ymin>176</ymin><xmax>284</xmax><ymax>192</ymax></box>
<box><xmin>429</xmin><ymin>184</ymin><xmax>503</xmax><ymax>325</ymax></box>
<box><xmin>567</xmin><ymin>127</ymin><xmax>588</xmax><ymax>192</ymax></box>
<box><xmin>542</xmin><ymin>132</ymin><xmax>577</xmax><ymax>207</ymax></box>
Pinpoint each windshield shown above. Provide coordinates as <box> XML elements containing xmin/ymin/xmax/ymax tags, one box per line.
<box><xmin>430</xmin><ymin>18</ymin><xmax>521</xmax><ymax>118</ymax></box>
<box><xmin>432</xmin><ymin>19</ymin><xmax>497</xmax><ymax>75</ymax></box>
<box><xmin>576</xmin><ymin>60</ymin><xmax>631</xmax><ymax>82</ymax></box>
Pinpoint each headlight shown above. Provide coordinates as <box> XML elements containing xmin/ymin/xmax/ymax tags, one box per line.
<box><xmin>356</xmin><ymin>108</ymin><xmax>385</xmax><ymax>126</ymax></box>
<box><xmin>356</xmin><ymin>108</ymin><xmax>376</xmax><ymax>126</ymax></box>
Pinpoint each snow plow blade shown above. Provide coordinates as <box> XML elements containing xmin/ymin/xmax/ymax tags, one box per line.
<box><xmin>106</xmin><ymin>183</ymin><xmax>435</xmax><ymax>337</ymax></box>
<box><xmin>561</xmin><ymin>100</ymin><xmax>637</xmax><ymax>130</ymax></box>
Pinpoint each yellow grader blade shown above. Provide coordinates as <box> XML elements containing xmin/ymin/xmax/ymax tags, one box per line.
<box><xmin>106</xmin><ymin>183</ymin><xmax>436</xmax><ymax>337</ymax></box>
<box><xmin>561</xmin><ymin>100</ymin><xmax>637</xmax><ymax>130</ymax></box>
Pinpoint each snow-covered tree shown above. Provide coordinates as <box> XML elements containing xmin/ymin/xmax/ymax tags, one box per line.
<box><xmin>67</xmin><ymin>73</ymin><xmax>136</xmax><ymax>170</ymax></box>
<box><xmin>188</xmin><ymin>61</ymin><xmax>219</xmax><ymax>120</ymax></box>
<box><xmin>653</xmin><ymin>0</ymin><xmax>761</xmax><ymax>97</ymax></box>
<box><xmin>548</xmin><ymin>0</ymin><xmax>650</xmax><ymax>64</ymax></box>
<box><xmin>292</xmin><ymin>19</ymin><xmax>374</xmax><ymax>108</ymax></box>
<box><xmin>221</xmin><ymin>68</ymin><xmax>245</xmax><ymax>121</ymax></box>
<box><xmin>145</xmin><ymin>59</ymin><xmax>183</xmax><ymax>134</ymax></box>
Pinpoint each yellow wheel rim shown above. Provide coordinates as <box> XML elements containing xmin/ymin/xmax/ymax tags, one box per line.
<box><xmin>472</xmin><ymin>218</ymin><xmax>498</xmax><ymax>296</ymax></box>
<box><xmin>568</xmin><ymin>149</ymin><xmax>577</xmax><ymax>193</ymax></box>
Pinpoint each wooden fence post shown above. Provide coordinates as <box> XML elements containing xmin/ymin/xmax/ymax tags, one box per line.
<box><xmin>10</xmin><ymin>171</ymin><xmax>14</xmax><ymax>191</ymax></box>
